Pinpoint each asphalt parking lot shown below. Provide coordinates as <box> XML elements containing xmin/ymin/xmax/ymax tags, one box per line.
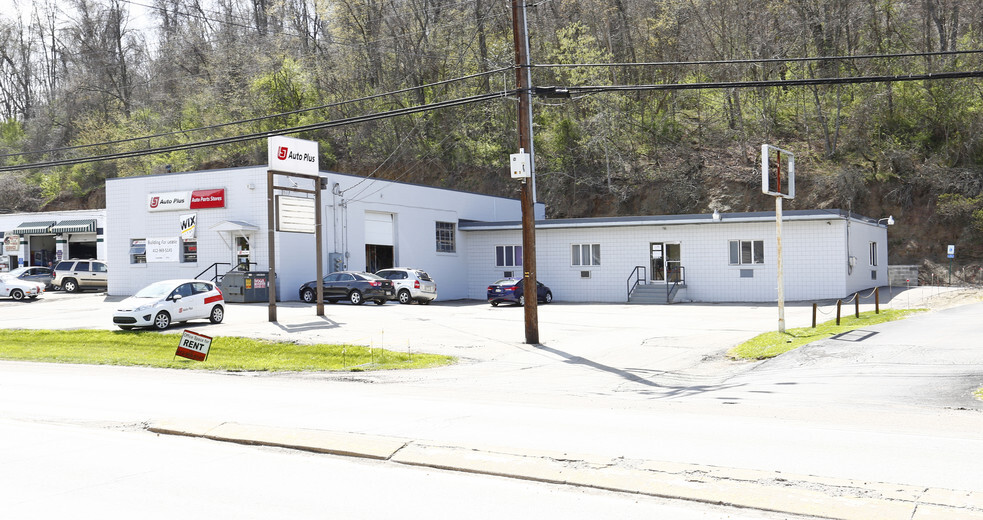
<box><xmin>4</xmin><ymin>285</ymin><xmax>978</xmax><ymax>408</ymax></box>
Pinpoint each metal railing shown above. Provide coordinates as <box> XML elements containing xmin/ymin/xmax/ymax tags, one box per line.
<box><xmin>626</xmin><ymin>265</ymin><xmax>647</xmax><ymax>301</ymax></box>
<box><xmin>196</xmin><ymin>261</ymin><xmax>258</xmax><ymax>283</ymax></box>
<box><xmin>666</xmin><ymin>266</ymin><xmax>685</xmax><ymax>303</ymax></box>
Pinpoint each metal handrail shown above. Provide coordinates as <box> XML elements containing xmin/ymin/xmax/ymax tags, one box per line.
<box><xmin>666</xmin><ymin>266</ymin><xmax>685</xmax><ymax>303</ymax></box>
<box><xmin>626</xmin><ymin>265</ymin><xmax>647</xmax><ymax>301</ymax></box>
<box><xmin>195</xmin><ymin>261</ymin><xmax>258</xmax><ymax>282</ymax></box>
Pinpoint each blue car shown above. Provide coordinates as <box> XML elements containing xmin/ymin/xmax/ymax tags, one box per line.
<box><xmin>487</xmin><ymin>278</ymin><xmax>552</xmax><ymax>306</ymax></box>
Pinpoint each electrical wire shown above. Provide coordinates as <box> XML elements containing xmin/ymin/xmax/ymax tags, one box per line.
<box><xmin>0</xmin><ymin>90</ymin><xmax>511</xmax><ymax>172</ymax></box>
<box><xmin>0</xmin><ymin>67</ymin><xmax>511</xmax><ymax>160</ymax></box>
<box><xmin>531</xmin><ymin>49</ymin><xmax>983</xmax><ymax>69</ymax></box>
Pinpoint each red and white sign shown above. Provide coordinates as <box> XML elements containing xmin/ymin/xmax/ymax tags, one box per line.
<box><xmin>176</xmin><ymin>330</ymin><xmax>212</xmax><ymax>361</ymax></box>
<box><xmin>269</xmin><ymin>136</ymin><xmax>319</xmax><ymax>175</ymax></box>
<box><xmin>148</xmin><ymin>189</ymin><xmax>226</xmax><ymax>212</ymax></box>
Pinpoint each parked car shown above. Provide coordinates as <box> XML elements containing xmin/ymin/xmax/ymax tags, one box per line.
<box><xmin>376</xmin><ymin>267</ymin><xmax>437</xmax><ymax>304</ymax></box>
<box><xmin>7</xmin><ymin>266</ymin><xmax>54</xmax><ymax>289</ymax></box>
<box><xmin>0</xmin><ymin>274</ymin><xmax>44</xmax><ymax>301</ymax></box>
<box><xmin>487</xmin><ymin>278</ymin><xmax>553</xmax><ymax>306</ymax></box>
<box><xmin>53</xmin><ymin>259</ymin><xmax>108</xmax><ymax>293</ymax></box>
<box><xmin>113</xmin><ymin>279</ymin><xmax>225</xmax><ymax>330</ymax></box>
<box><xmin>299</xmin><ymin>271</ymin><xmax>394</xmax><ymax>305</ymax></box>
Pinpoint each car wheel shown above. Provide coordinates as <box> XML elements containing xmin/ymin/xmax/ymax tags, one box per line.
<box><xmin>518</xmin><ymin>294</ymin><xmax>525</xmax><ymax>306</ymax></box>
<box><xmin>10</xmin><ymin>289</ymin><xmax>24</xmax><ymax>301</ymax></box>
<box><xmin>301</xmin><ymin>288</ymin><xmax>315</xmax><ymax>303</ymax></box>
<box><xmin>62</xmin><ymin>279</ymin><xmax>79</xmax><ymax>293</ymax></box>
<box><xmin>544</xmin><ymin>292</ymin><xmax>553</xmax><ymax>303</ymax></box>
<box><xmin>349</xmin><ymin>290</ymin><xmax>364</xmax><ymax>305</ymax></box>
<box><xmin>397</xmin><ymin>289</ymin><xmax>411</xmax><ymax>304</ymax></box>
<box><xmin>118</xmin><ymin>326</ymin><xmax>133</xmax><ymax>331</ymax></box>
<box><xmin>374</xmin><ymin>299</ymin><xmax>386</xmax><ymax>305</ymax></box>
<box><xmin>209</xmin><ymin>305</ymin><xmax>224</xmax><ymax>324</ymax></box>
<box><xmin>153</xmin><ymin>311</ymin><xmax>171</xmax><ymax>330</ymax></box>
<box><xmin>490</xmin><ymin>301</ymin><xmax>499</xmax><ymax>307</ymax></box>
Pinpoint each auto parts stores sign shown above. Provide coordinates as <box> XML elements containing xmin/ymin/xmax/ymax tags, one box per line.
<box><xmin>147</xmin><ymin>189</ymin><xmax>225</xmax><ymax>212</ymax></box>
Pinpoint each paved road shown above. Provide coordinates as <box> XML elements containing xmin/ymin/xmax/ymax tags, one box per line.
<box><xmin>2</xmin><ymin>286</ymin><xmax>982</xmax><ymax>518</ymax></box>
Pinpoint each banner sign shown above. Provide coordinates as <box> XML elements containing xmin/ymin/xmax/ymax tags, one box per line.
<box><xmin>180</xmin><ymin>213</ymin><xmax>197</xmax><ymax>239</ymax></box>
<box><xmin>269</xmin><ymin>136</ymin><xmax>319</xmax><ymax>175</ymax></box>
<box><xmin>148</xmin><ymin>189</ymin><xmax>225</xmax><ymax>212</ymax></box>
<box><xmin>147</xmin><ymin>237</ymin><xmax>180</xmax><ymax>262</ymax></box>
<box><xmin>176</xmin><ymin>330</ymin><xmax>212</xmax><ymax>361</ymax></box>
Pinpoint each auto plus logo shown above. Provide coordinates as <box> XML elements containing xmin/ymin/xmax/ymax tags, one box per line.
<box><xmin>150</xmin><ymin>196</ymin><xmax>160</xmax><ymax>208</ymax></box>
<box><xmin>277</xmin><ymin>146</ymin><xmax>288</xmax><ymax>161</ymax></box>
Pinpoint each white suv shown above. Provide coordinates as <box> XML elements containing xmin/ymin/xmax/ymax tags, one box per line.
<box><xmin>376</xmin><ymin>268</ymin><xmax>437</xmax><ymax>304</ymax></box>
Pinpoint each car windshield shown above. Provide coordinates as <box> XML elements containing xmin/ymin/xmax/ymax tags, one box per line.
<box><xmin>415</xmin><ymin>271</ymin><xmax>432</xmax><ymax>281</ymax></box>
<box><xmin>134</xmin><ymin>281</ymin><xmax>177</xmax><ymax>298</ymax></box>
<box><xmin>357</xmin><ymin>273</ymin><xmax>385</xmax><ymax>280</ymax></box>
<box><xmin>7</xmin><ymin>268</ymin><xmax>28</xmax><ymax>276</ymax></box>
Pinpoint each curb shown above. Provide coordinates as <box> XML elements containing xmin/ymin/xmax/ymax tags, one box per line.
<box><xmin>148</xmin><ymin>419</ymin><xmax>983</xmax><ymax>520</ymax></box>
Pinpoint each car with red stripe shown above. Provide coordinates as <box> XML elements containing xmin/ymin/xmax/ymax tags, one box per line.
<box><xmin>113</xmin><ymin>279</ymin><xmax>224</xmax><ymax>330</ymax></box>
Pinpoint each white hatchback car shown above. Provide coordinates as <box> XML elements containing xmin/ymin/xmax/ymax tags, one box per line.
<box><xmin>375</xmin><ymin>268</ymin><xmax>437</xmax><ymax>304</ymax></box>
<box><xmin>113</xmin><ymin>279</ymin><xmax>225</xmax><ymax>330</ymax></box>
<box><xmin>0</xmin><ymin>274</ymin><xmax>44</xmax><ymax>301</ymax></box>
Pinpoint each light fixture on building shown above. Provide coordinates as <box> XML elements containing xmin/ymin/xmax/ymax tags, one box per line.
<box><xmin>878</xmin><ymin>215</ymin><xmax>895</xmax><ymax>226</ymax></box>
<box><xmin>712</xmin><ymin>209</ymin><xmax>721</xmax><ymax>221</ymax></box>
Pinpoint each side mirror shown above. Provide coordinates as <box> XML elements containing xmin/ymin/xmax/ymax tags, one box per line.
<box><xmin>171</xmin><ymin>293</ymin><xmax>183</xmax><ymax>302</ymax></box>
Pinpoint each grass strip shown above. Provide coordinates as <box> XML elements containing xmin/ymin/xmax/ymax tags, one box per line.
<box><xmin>728</xmin><ymin>308</ymin><xmax>927</xmax><ymax>360</ymax></box>
<box><xmin>0</xmin><ymin>329</ymin><xmax>455</xmax><ymax>372</ymax></box>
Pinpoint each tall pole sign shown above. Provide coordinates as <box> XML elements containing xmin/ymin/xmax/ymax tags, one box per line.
<box><xmin>511</xmin><ymin>0</ymin><xmax>539</xmax><ymax>344</ymax></box>
<box><xmin>762</xmin><ymin>144</ymin><xmax>795</xmax><ymax>333</ymax></box>
<box><xmin>267</xmin><ymin>136</ymin><xmax>323</xmax><ymax>322</ymax></box>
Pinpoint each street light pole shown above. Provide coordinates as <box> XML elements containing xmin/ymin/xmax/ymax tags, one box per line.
<box><xmin>511</xmin><ymin>0</ymin><xmax>539</xmax><ymax>344</ymax></box>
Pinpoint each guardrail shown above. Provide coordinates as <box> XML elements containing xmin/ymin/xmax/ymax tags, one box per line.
<box><xmin>666</xmin><ymin>266</ymin><xmax>685</xmax><ymax>303</ymax></box>
<box><xmin>810</xmin><ymin>287</ymin><xmax>881</xmax><ymax>327</ymax></box>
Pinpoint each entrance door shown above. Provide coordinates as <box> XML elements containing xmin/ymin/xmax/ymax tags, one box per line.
<box><xmin>650</xmin><ymin>243</ymin><xmax>681</xmax><ymax>282</ymax></box>
<box><xmin>364</xmin><ymin>211</ymin><xmax>395</xmax><ymax>273</ymax></box>
<box><xmin>365</xmin><ymin>244</ymin><xmax>394</xmax><ymax>273</ymax></box>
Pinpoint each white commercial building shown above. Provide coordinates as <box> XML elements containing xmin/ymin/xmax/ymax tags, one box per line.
<box><xmin>0</xmin><ymin>209</ymin><xmax>106</xmax><ymax>271</ymax></box>
<box><xmin>105</xmin><ymin>166</ymin><xmax>541</xmax><ymax>299</ymax></box>
<box><xmin>7</xmin><ymin>165</ymin><xmax>889</xmax><ymax>305</ymax></box>
<box><xmin>463</xmin><ymin>210</ymin><xmax>889</xmax><ymax>303</ymax></box>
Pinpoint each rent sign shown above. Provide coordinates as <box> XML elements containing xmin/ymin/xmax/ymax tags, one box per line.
<box><xmin>176</xmin><ymin>330</ymin><xmax>212</xmax><ymax>361</ymax></box>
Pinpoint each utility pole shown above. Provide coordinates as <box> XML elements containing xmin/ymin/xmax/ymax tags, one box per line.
<box><xmin>511</xmin><ymin>0</ymin><xmax>539</xmax><ymax>344</ymax></box>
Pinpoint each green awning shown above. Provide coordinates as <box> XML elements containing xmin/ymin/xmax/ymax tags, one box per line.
<box><xmin>12</xmin><ymin>221</ymin><xmax>56</xmax><ymax>234</ymax></box>
<box><xmin>51</xmin><ymin>219</ymin><xmax>97</xmax><ymax>234</ymax></box>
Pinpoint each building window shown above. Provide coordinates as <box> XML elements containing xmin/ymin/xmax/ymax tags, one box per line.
<box><xmin>435</xmin><ymin>222</ymin><xmax>456</xmax><ymax>253</ymax></box>
<box><xmin>869</xmin><ymin>242</ymin><xmax>877</xmax><ymax>266</ymax></box>
<box><xmin>129</xmin><ymin>239</ymin><xmax>146</xmax><ymax>264</ymax></box>
<box><xmin>496</xmin><ymin>245</ymin><xmax>522</xmax><ymax>267</ymax></box>
<box><xmin>729</xmin><ymin>240</ymin><xmax>764</xmax><ymax>265</ymax></box>
<box><xmin>182</xmin><ymin>239</ymin><xmax>198</xmax><ymax>263</ymax></box>
<box><xmin>571</xmin><ymin>243</ymin><xmax>601</xmax><ymax>266</ymax></box>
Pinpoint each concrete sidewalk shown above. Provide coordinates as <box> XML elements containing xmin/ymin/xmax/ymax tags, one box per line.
<box><xmin>150</xmin><ymin>419</ymin><xmax>983</xmax><ymax>520</ymax></box>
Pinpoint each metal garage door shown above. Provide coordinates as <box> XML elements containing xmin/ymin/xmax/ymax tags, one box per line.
<box><xmin>364</xmin><ymin>211</ymin><xmax>394</xmax><ymax>246</ymax></box>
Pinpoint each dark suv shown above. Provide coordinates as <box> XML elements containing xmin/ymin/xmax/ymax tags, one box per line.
<box><xmin>53</xmin><ymin>259</ymin><xmax>108</xmax><ymax>292</ymax></box>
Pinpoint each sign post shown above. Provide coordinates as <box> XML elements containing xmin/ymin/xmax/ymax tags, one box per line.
<box><xmin>762</xmin><ymin>144</ymin><xmax>795</xmax><ymax>333</ymax></box>
<box><xmin>947</xmin><ymin>244</ymin><xmax>955</xmax><ymax>285</ymax></box>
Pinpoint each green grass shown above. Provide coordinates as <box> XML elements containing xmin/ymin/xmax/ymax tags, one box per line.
<box><xmin>975</xmin><ymin>388</ymin><xmax>983</xmax><ymax>401</ymax></box>
<box><xmin>728</xmin><ymin>309</ymin><xmax>928</xmax><ymax>360</ymax></box>
<box><xmin>0</xmin><ymin>329</ymin><xmax>455</xmax><ymax>372</ymax></box>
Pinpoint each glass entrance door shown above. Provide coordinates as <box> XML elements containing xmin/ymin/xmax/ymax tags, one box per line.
<box><xmin>650</xmin><ymin>243</ymin><xmax>681</xmax><ymax>282</ymax></box>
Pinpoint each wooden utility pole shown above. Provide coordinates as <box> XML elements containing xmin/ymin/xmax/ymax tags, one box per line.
<box><xmin>511</xmin><ymin>0</ymin><xmax>539</xmax><ymax>344</ymax></box>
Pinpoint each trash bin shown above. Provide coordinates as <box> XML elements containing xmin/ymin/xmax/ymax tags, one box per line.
<box><xmin>220</xmin><ymin>271</ymin><xmax>271</xmax><ymax>303</ymax></box>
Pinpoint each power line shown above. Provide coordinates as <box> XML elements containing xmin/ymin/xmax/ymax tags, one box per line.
<box><xmin>0</xmin><ymin>90</ymin><xmax>510</xmax><ymax>172</ymax></box>
<box><xmin>559</xmin><ymin>70</ymin><xmax>983</xmax><ymax>95</ymax></box>
<box><xmin>531</xmin><ymin>49</ymin><xmax>983</xmax><ymax>69</ymax></box>
<box><xmin>0</xmin><ymin>67</ymin><xmax>511</xmax><ymax>160</ymax></box>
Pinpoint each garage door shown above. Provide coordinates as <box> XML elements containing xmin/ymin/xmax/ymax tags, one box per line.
<box><xmin>364</xmin><ymin>211</ymin><xmax>394</xmax><ymax>246</ymax></box>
